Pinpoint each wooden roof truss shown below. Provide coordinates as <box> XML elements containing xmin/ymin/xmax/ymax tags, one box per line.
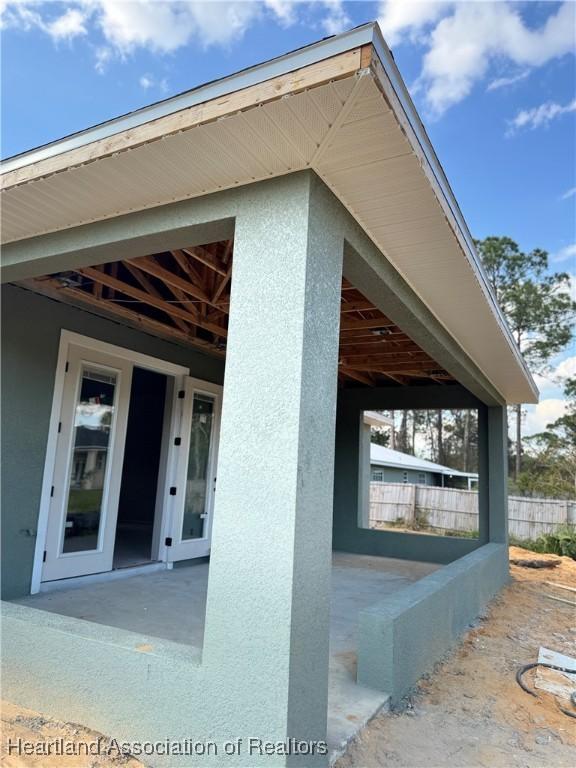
<box><xmin>21</xmin><ymin>239</ymin><xmax>454</xmax><ymax>387</ymax></box>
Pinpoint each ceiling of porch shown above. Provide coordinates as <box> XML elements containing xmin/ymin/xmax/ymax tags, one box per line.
<box><xmin>18</xmin><ymin>239</ymin><xmax>454</xmax><ymax>388</ymax></box>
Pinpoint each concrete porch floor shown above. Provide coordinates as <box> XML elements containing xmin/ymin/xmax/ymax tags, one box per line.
<box><xmin>15</xmin><ymin>552</ymin><xmax>439</xmax><ymax>756</ymax></box>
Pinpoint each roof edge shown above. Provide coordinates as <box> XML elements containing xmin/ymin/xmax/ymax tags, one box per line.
<box><xmin>0</xmin><ymin>23</ymin><xmax>375</xmax><ymax>173</ymax></box>
<box><xmin>0</xmin><ymin>21</ymin><xmax>538</xmax><ymax>404</ymax></box>
<box><xmin>368</xmin><ymin>26</ymin><xmax>538</xmax><ymax>404</ymax></box>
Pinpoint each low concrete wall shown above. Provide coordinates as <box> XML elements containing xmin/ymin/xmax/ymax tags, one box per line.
<box><xmin>1</xmin><ymin>602</ymin><xmax>215</xmax><ymax>766</ymax></box>
<box><xmin>357</xmin><ymin>543</ymin><xmax>509</xmax><ymax>705</ymax></box>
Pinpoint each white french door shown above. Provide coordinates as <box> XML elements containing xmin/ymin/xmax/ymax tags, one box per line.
<box><xmin>38</xmin><ymin>334</ymin><xmax>221</xmax><ymax>585</ymax></box>
<box><xmin>42</xmin><ymin>344</ymin><xmax>133</xmax><ymax>581</ymax></box>
<box><xmin>165</xmin><ymin>376</ymin><xmax>222</xmax><ymax>562</ymax></box>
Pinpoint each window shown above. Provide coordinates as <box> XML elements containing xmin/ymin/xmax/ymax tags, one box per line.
<box><xmin>418</xmin><ymin>473</ymin><xmax>426</xmax><ymax>485</ymax></box>
<box><xmin>372</xmin><ymin>470</ymin><xmax>383</xmax><ymax>482</ymax></box>
<box><xmin>402</xmin><ymin>471</ymin><xmax>408</xmax><ymax>484</ymax></box>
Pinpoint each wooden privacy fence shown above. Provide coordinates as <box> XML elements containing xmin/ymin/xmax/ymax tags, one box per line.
<box><xmin>369</xmin><ymin>482</ymin><xmax>576</xmax><ymax>539</ymax></box>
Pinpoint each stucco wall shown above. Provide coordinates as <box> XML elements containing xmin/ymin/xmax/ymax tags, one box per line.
<box><xmin>1</xmin><ymin>284</ymin><xmax>224</xmax><ymax>599</ymax></box>
<box><xmin>357</xmin><ymin>542</ymin><xmax>509</xmax><ymax>705</ymax></box>
<box><xmin>1</xmin><ymin>164</ymin><xmax>346</xmax><ymax>768</ymax></box>
<box><xmin>334</xmin><ymin>394</ymin><xmax>485</xmax><ymax>564</ymax></box>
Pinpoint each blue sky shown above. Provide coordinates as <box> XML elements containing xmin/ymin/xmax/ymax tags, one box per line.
<box><xmin>1</xmin><ymin>1</ymin><xmax>575</xmax><ymax>433</ymax></box>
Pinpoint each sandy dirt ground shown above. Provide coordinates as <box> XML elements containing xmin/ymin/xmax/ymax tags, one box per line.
<box><xmin>2</xmin><ymin>547</ymin><xmax>575</xmax><ymax>768</ymax></box>
<box><xmin>337</xmin><ymin>546</ymin><xmax>576</xmax><ymax>768</ymax></box>
<box><xmin>0</xmin><ymin>701</ymin><xmax>145</xmax><ymax>768</ymax></box>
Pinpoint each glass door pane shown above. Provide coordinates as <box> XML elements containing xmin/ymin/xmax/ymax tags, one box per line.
<box><xmin>181</xmin><ymin>393</ymin><xmax>215</xmax><ymax>540</ymax></box>
<box><xmin>62</xmin><ymin>368</ymin><xmax>117</xmax><ymax>553</ymax></box>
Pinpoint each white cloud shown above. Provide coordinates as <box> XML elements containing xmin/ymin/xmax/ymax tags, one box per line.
<box><xmin>1</xmin><ymin>1</ymin><xmax>86</xmax><ymax>40</ymax></box>
<box><xmin>507</xmin><ymin>98</ymin><xmax>576</xmax><ymax>136</ymax></box>
<box><xmin>139</xmin><ymin>73</ymin><xmax>169</xmax><ymax>92</ymax></box>
<box><xmin>534</xmin><ymin>354</ymin><xmax>576</xmax><ymax>399</ymax></box>
<box><xmin>561</xmin><ymin>186</ymin><xmax>576</xmax><ymax>200</ymax></box>
<box><xmin>486</xmin><ymin>69</ymin><xmax>529</xmax><ymax>92</ymax></box>
<box><xmin>1</xmin><ymin>1</ymin><xmax>88</xmax><ymax>40</ymax></box>
<box><xmin>94</xmin><ymin>45</ymin><xmax>111</xmax><ymax>74</ymax></box>
<box><xmin>47</xmin><ymin>7</ymin><xmax>87</xmax><ymax>40</ymax></box>
<box><xmin>263</xmin><ymin>0</ymin><xmax>296</xmax><ymax>27</ymax></box>
<box><xmin>551</xmin><ymin>242</ymin><xmax>576</xmax><ymax>265</ymax></box>
<box><xmin>378</xmin><ymin>0</ymin><xmax>452</xmax><ymax>48</ymax></box>
<box><xmin>555</xmin><ymin>356</ymin><xmax>576</xmax><ymax>381</ymax></box>
<box><xmin>523</xmin><ymin>398</ymin><xmax>567</xmax><ymax>437</ymax></box>
<box><xmin>378</xmin><ymin>1</ymin><xmax>575</xmax><ymax>117</ymax></box>
<box><xmin>91</xmin><ymin>0</ymin><xmax>266</xmax><ymax>53</ymax></box>
<box><xmin>320</xmin><ymin>0</ymin><xmax>350</xmax><ymax>36</ymax></box>
<box><xmin>0</xmin><ymin>1</ymin><xmax>352</xmax><ymax>65</ymax></box>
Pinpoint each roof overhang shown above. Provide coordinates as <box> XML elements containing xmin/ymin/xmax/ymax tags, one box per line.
<box><xmin>0</xmin><ymin>22</ymin><xmax>538</xmax><ymax>404</ymax></box>
<box><xmin>363</xmin><ymin>411</ymin><xmax>395</xmax><ymax>429</ymax></box>
<box><xmin>370</xmin><ymin>450</ymin><xmax>478</xmax><ymax>479</ymax></box>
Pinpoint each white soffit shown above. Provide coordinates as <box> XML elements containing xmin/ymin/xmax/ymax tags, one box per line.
<box><xmin>0</xmin><ymin>28</ymin><xmax>537</xmax><ymax>405</ymax></box>
<box><xmin>0</xmin><ymin>77</ymin><xmax>354</xmax><ymax>242</ymax></box>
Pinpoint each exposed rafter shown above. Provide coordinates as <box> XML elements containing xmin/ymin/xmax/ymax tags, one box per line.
<box><xmin>20</xmin><ymin>237</ymin><xmax>454</xmax><ymax>387</ymax></box>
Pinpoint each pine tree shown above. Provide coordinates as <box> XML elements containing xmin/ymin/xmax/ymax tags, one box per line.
<box><xmin>476</xmin><ymin>236</ymin><xmax>575</xmax><ymax>479</ymax></box>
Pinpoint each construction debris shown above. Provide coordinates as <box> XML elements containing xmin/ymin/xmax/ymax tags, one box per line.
<box><xmin>535</xmin><ymin>647</ymin><xmax>576</xmax><ymax>702</ymax></box>
<box><xmin>510</xmin><ymin>558</ymin><xmax>560</xmax><ymax>569</ymax></box>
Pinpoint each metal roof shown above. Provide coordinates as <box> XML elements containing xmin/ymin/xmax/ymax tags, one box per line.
<box><xmin>370</xmin><ymin>444</ymin><xmax>478</xmax><ymax>479</ymax></box>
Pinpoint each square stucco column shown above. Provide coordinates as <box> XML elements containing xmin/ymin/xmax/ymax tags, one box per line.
<box><xmin>202</xmin><ymin>174</ymin><xmax>344</xmax><ymax>763</ymax></box>
<box><xmin>478</xmin><ymin>404</ymin><xmax>509</xmax><ymax>544</ymax></box>
<box><xmin>487</xmin><ymin>405</ymin><xmax>509</xmax><ymax>544</ymax></box>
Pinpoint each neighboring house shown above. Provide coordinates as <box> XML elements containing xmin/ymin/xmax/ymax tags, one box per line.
<box><xmin>1</xmin><ymin>22</ymin><xmax>537</xmax><ymax>767</ymax></box>
<box><xmin>71</xmin><ymin>426</ymin><xmax>109</xmax><ymax>491</ymax></box>
<box><xmin>370</xmin><ymin>444</ymin><xmax>479</xmax><ymax>490</ymax></box>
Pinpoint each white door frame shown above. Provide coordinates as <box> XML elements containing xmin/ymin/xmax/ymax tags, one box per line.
<box><xmin>166</xmin><ymin>376</ymin><xmax>223</xmax><ymax>562</ymax></box>
<box><xmin>31</xmin><ymin>330</ymin><xmax>191</xmax><ymax>593</ymax></box>
<box><xmin>42</xmin><ymin>344</ymin><xmax>133</xmax><ymax>581</ymax></box>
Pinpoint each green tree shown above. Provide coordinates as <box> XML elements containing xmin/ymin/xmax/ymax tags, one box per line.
<box><xmin>519</xmin><ymin>377</ymin><xmax>576</xmax><ymax>499</ymax></box>
<box><xmin>475</xmin><ymin>236</ymin><xmax>575</xmax><ymax>480</ymax></box>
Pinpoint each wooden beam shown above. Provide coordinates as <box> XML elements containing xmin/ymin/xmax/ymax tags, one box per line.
<box><xmin>339</xmin><ymin>330</ymin><xmax>407</xmax><ymax>342</ymax></box>
<box><xmin>360</xmin><ymin>43</ymin><xmax>373</xmax><ymax>70</ymax></box>
<box><xmin>91</xmin><ymin>266</ymin><xmax>103</xmax><ymax>299</ymax></box>
<box><xmin>340</xmin><ymin>317</ymin><xmax>396</xmax><ymax>332</ymax></box>
<box><xmin>339</xmin><ymin>366</ymin><xmax>374</xmax><ymax>386</ymax></box>
<box><xmin>138</xmin><ymin>258</ymin><xmax>201</xmax><ymax>320</ymax></box>
<box><xmin>130</xmin><ymin>256</ymin><xmax>212</xmax><ymax>304</ymax></box>
<box><xmin>221</xmin><ymin>239</ymin><xmax>233</xmax><ymax>265</ymax></box>
<box><xmin>340</xmin><ymin>351</ymin><xmax>433</xmax><ymax>364</ymax></box>
<box><xmin>338</xmin><ymin>341</ymin><xmax>420</xmax><ymax>354</ymax></box>
<box><xmin>212</xmin><ymin>262</ymin><xmax>233</xmax><ymax>304</ymax></box>
<box><xmin>108</xmin><ymin>261</ymin><xmax>118</xmax><ymax>300</ymax></box>
<box><xmin>379</xmin><ymin>372</ymin><xmax>408</xmax><ymax>385</ymax></box>
<box><xmin>77</xmin><ymin>266</ymin><xmax>227</xmax><ymax>339</ymax></box>
<box><xmin>340</xmin><ymin>300</ymin><xmax>377</xmax><ymax>313</ymax></box>
<box><xmin>3</xmin><ymin>49</ymin><xmax>362</xmax><ymax>190</ymax></box>
<box><xmin>182</xmin><ymin>246</ymin><xmax>227</xmax><ymax>276</ymax></box>
<box><xmin>123</xmin><ymin>262</ymin><xmax>190</xmax><ymax>333</ymax></box>
<box><xmin>25</xmin><ymin>279</ymin><xmax>225</xmax><ymax>358</ymax></box>
<box><xmin>345</xmin><ymin>361</ymin><xmax>446</xmax><ymax>374</ymax></box>
<box><xmin>170</xmin><ymin>249</ymin><xmax>205</xmax><ymax>287</ymax></box>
